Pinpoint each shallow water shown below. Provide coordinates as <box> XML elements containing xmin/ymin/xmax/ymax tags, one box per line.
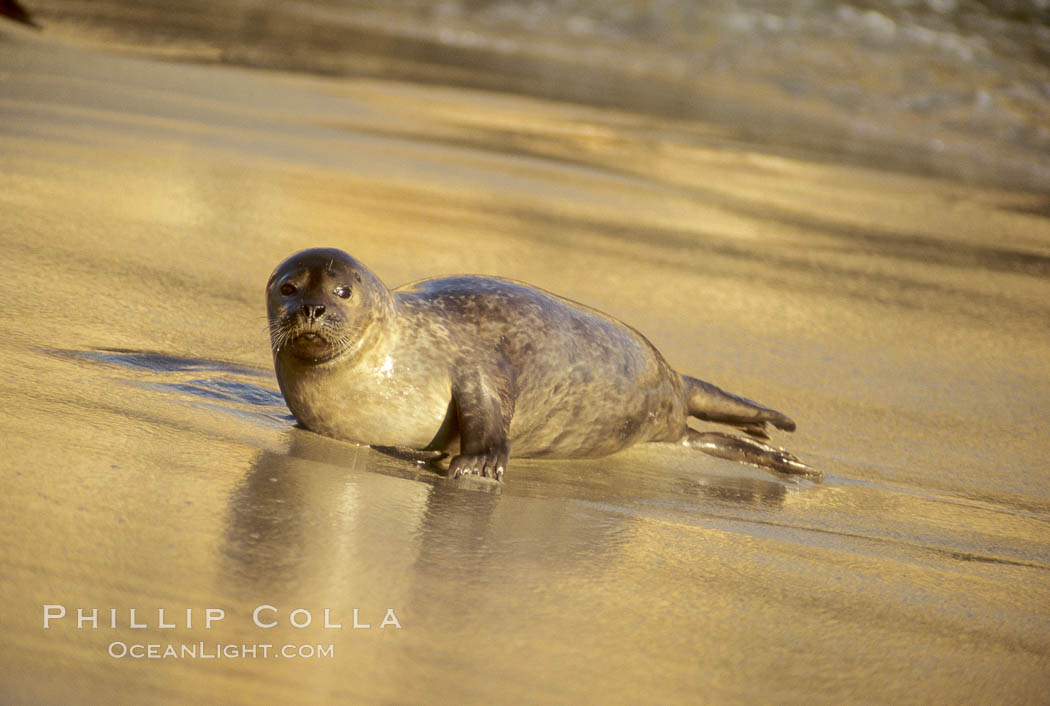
<box><xmin>22</xmin><ymin>0</ymin><xmax>1050</xmax><ymax>191</ymax></box>
<box><xmin>2</xmin><ymin>19</ymin><xmax>1050</xmax><ymax>705</ymax></box>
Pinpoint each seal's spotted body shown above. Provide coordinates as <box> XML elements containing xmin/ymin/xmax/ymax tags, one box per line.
<box><xmin>267</xmin><ymin>248</ymin><xmax>815</xmax><ymax>481</ymax></box>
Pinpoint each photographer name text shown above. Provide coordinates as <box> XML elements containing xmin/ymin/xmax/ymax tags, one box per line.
<box><xmin>43</xmin><ymin>604</ymin><xmax>401</xmax><ymax>630</ymax></box>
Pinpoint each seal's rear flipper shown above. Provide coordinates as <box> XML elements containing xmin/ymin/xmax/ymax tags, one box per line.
<box><xmin>683</xmin><ymin>429</ymin><xmax>820</xmax><ymax>479</ymax></box>
<box><xmin>682</xmin><ymin>375</ymin><xmax>796</xmax><ymax>436</ymax></box>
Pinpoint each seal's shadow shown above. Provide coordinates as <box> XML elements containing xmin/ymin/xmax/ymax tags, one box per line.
<box><xmin>49</xmin><ymin>346</ymin><xmax>293</xmax><ymax>426</ymax></box>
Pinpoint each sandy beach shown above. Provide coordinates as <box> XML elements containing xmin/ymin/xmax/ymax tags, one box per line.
<box><xmin>1</xmin><ymin>8</ymin><xmax>1049</xmax><ymax>704</ymax></box>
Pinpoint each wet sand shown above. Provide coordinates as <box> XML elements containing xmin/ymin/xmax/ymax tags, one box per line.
<box><xmin>1</xmin><ymin>22</ymin><xmax>1050</xmax><ymax>704</ymax></box>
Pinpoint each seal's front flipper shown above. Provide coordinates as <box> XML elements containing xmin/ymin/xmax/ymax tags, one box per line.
<box><xmin>683</xmin><ymin>375</ymin><xmax>796</xmax><ymax>436</ymax></box>
<box><xmin>449</xmin><ymin>451</ymin><xmax>508</xmax><ymax>480</ymax></box>
<box><xmin>683</xmin><ymin>429</ymin><xmax>820</xmax><ymax>479</ymax></box>
<box><xmin>448</xmin><ymin>360</ymin><xmax>514</xmax><ymax>481</ymax></box>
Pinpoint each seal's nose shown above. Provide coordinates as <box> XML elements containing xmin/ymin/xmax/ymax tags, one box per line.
<box><xmin>300</xmin><ymin>304</ymin><xmax>326</xmax><ymax>320</ymax></box>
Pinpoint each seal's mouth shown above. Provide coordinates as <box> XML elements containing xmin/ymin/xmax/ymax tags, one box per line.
<box><xmin>286</xmin><ymin>329</ymin><xmax>336</xmax><ymax>360</ymax></box>
<box><xmin>269</xmin><ymin>317</ymin><xmax>336</xmax><ymax>359</ymax></box>
<box><xmin>269</xmin><ymin>308</ymin><xmax>358</xmax><ymax>364</ymax></box>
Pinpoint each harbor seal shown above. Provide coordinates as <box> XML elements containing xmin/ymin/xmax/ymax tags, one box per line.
<box><xmin>267</xmin><ymin>248</ymin><xmax>816</xmax><ymax>480</ymax></box>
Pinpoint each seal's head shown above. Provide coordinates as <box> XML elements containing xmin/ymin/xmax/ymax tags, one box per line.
<box><xmin>266</xmin><ymin>248</ymin><xmax>391</xmax><ymax>364</ymax></box>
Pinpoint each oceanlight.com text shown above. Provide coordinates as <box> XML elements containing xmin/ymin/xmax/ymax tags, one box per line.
<box><xmin>108</xmin><ymin>642</ymin><xmax>335</xmax><ymax>660</ymax></box>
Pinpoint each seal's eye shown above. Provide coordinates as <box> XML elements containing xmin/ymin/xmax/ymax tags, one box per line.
<box><xmin>279</xmin><ymin>283</ymin><xmax>297</xmax><ymax>296</ymax></box>
<box><xmin>334</xmin><ymin>285</ymin><xmax>352</xmax><ymax>299</ymax></box>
